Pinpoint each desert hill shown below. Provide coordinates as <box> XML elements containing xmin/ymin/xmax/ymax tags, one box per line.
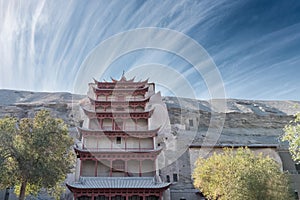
<box><xmin>1</xmin><ymin>89</ymin><xmax>299</xmax><ymax>146</ymax></box>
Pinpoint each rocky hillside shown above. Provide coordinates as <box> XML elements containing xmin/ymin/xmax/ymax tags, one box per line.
<box><xmin>0</xmin><ymin>89</ymin><xmax>84</xmax><ymax>127</ymax></box>
<box><xmin>163</xmin><ymin>96</ymin><xmax>300</xmax><ymax>146</ymax></box>
<box><xmin>1</xmin><ymin>89</ymin><xmax>299</xmax><ymax>146</ymax></box>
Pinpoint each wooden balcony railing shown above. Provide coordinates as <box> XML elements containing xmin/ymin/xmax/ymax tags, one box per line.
<box><xmin>101</xmin><ymin>126</ymin><xmax>148</xmax><ymax>131</ymax></box>
<box><xmin>83</xmin><ymin>147</ymin><xmax>154</xmax><ymax>151</ymax></box>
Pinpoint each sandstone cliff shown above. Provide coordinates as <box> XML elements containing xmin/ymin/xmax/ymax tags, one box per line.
<box><xmin>1</xmin><ymin>89</ymin><xmax>299</xmax><ymax>147</ymax></box>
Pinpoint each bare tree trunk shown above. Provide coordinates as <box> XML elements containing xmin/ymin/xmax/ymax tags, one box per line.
<box><xmin>19</xmin><ymin>180</ymin><xmax>27</xmax><ymax>200</ymax></box>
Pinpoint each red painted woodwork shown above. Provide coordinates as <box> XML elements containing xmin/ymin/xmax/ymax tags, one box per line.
<box><xmin>69</xmin><ymin>76</ymin><xmax>168</xmax><ymax>200</ymax></box>
<box><xmin>88</xmin><ymin>96</ymin><xmax>150</xmax><ymax>109</ymax></box>
<box><xmin>92</xmin><ymin>86</ymin><xmax>149</xmax><ymax>97</ymax></box>
<box><xmin>67</xmin><ymin>187</ymin><xmax>167</xmax><ymax>200</ymax></box>
<box><xmin>82</xmin><ymin>107</ymin><xmax>154</xmax><ymax>120</ymax></box>
<box><xmin>74</xmin><ymin>146</ymin><xmax>162</xmax><ymax>161</ymax></box>
<box><xmin>94</xmin><ymin>77</ymin><xmax>149</xmax><ymax>89</ymax></box>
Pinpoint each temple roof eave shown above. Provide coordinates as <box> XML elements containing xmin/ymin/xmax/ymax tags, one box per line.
<box><xmin>81</xmin><ymin>106</ymin><xmax>154</xmax><ymax>119</ymax></box>
<box><xmin>94</xmin><ymin>77</ymin><xmax>149</xmax><ymax>85</ymax></box>
<box><xmin>92</xmin><ymin>85</ymin><xmax>149</xmax><ymax>93</ymax></box>
<box><xmin>87</xmin><ymin>95</ymin><xmax>151</xmax><ymax>104</ymax></box>
<box><xmin>77</xmin><ymin>126</ymin><xmax>160</xmax><ymax>135</ymax></box>
<box><xmin>66</xmin><ymin>177</ymin><xmax>171</xmax><ymax>191</ymax></box>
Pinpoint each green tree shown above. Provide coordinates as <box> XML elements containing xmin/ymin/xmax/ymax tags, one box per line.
<box><xmin>282</xmin><ymin>112</ymin><xmax>300</xmax><ymax>163</ymax></box>
<box><xmin>0</xmin><ymin>110</ymin><xmax>75</xmax><ymax>200</ymax></box>
<box><xmin>192</xmin><ymin>147</ymin><xmax>293</xmax><ymax>200</ymax></box>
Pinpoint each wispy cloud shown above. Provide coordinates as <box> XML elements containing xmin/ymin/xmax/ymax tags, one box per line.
<box><xmin>0</xmin><ymin>0</ymin><xmax>299</xmax><ymax>100</ymax></box>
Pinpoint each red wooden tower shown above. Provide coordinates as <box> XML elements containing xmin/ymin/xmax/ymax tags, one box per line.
<box><xmin>67</xmin><ymin>75</ymin><xmax>170</xmax><ymax>200</ymax></box>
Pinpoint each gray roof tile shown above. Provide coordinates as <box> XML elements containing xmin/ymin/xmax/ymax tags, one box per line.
<box><xmin>68</xmin><ymin>177</ymin><xmax>171</xmax><ymax>189</ymax></box>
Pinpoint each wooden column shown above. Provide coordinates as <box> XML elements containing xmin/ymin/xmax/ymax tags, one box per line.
<box><xmin>152</xmin><ymin>137</ymin><xmax>154</xmax><ymax>149</ymax></box>
<box><xmin>100</xmin><ymin>119</ymin><xmax>103</xmax><ymax>129</ymax></box>
<box><xmin>112</xmin><ymin>118</ymin><xmax>115</xmax><ymax>130</ymax></box>
<box><xmin>110</xmin><ymin>160</ymin><xmax>112</xmax><ymax>177</ymax></box>
<box><xmin>139</xmin><ymin>160</ymin><xmax>142</xmax><ymax>177</ymax></box>
<box><xmin>125</xmin><ymin>160</ymin><xmax>128</xmax><ymax>177</ymax></box>
<box><xmin>123</xmin><ymin>118</ymin><xmax>126</xmax><ymax>130</ymax></box>
<box><xmin>138</xmin><ymin>138</ymin><xmax>141</xmax><ymax>150</ymax></box>
<box><xmin>111</xmin><ymin>137</ymin><xmax>113</xmax><ymax>150</ymax></box>
<box><xmin>80</xmin><ymin>160</ymin><xmax>83</xmax><ymax>176</ymax></box>
<box><xmin>94</xmin><ymin>160</ymin><xmax>98</xmax><ymax>176</ymax></box>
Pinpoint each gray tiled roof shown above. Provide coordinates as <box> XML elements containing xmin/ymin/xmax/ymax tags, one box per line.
<box><xmin>67</xmin><ymin>177</ymin><xmax>171</xmax><ymax>189</ymax></box>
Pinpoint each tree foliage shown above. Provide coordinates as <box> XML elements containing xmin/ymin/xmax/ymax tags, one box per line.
<box><xmin>282</xmin><ymin>112</ymin><xmax>300</xmax><ymax>163</ymax></box>
<box><xmin>0</xmin><ymin>110</ymin><xmax>75</xmax><ymax>200</ymax></box>
<box><xmin>192</xmin><ymin>147</ymin><xmax>293</xmax><ymax>200</ymax></box>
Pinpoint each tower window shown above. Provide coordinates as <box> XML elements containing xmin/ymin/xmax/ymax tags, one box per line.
<box><xmin>294</xmin><ymin>191</ymin><xmax>299</xmax><ymax>199</ymax></box>
<box><xmin>173</xmin><ymin>173</ymin><xmax>178</xmax><ymax>182</ymax></box>
<box><xmin>116</xmin><ymin>137</ymin><xmax>121</xmax><ymax>144</ymax></box>
<box><xmin>189</xmin><ymin>119</ymin><xmax>193</xmax><ymax>127</ymax></box>
<box><xmin>166</xmin><ymin>175</ymin><xmax>170</xmax><ymax>183</ymax></box>
<box><xmin>295</xmin><ymin>164</ymin><xmax>300</xmax><ymax>174</ymax></box>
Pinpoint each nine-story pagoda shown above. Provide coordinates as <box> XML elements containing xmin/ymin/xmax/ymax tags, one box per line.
<box><xmin>67</xmin><ymin>75</ymin><xmax>171</xmax><ymax>200</ymax></box>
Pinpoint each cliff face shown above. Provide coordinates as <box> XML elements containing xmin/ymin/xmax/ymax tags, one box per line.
<box><xmin>1</xmin><ymin>89</ymin><xmax>299</xmax><ymax>145</ymax></box>
<box><xmin>0</xmin><ymin>89</ymin><xmax>84</xmax><ymax>127</ymax></box>
<box><xmin>163</xmin><ymin>96</ymin><xmax>300</xmax><ymax>146</ymax></box>
<box><xmin>164</xmin><ymin>96</ymin><xmax>300</xmax><ymax>127</ymax></box>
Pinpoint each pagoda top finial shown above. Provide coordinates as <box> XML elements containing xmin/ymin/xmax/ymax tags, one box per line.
<box><xmin>119</xmin><ymin>70</ymin><xmax>127</xmax><ymax>81</ymax></box>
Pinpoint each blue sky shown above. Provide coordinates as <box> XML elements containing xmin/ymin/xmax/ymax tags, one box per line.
<box><xmin>0</xmin><ymin>0</ymin><xmax>299</xmax><ymax>100</ymax></box>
